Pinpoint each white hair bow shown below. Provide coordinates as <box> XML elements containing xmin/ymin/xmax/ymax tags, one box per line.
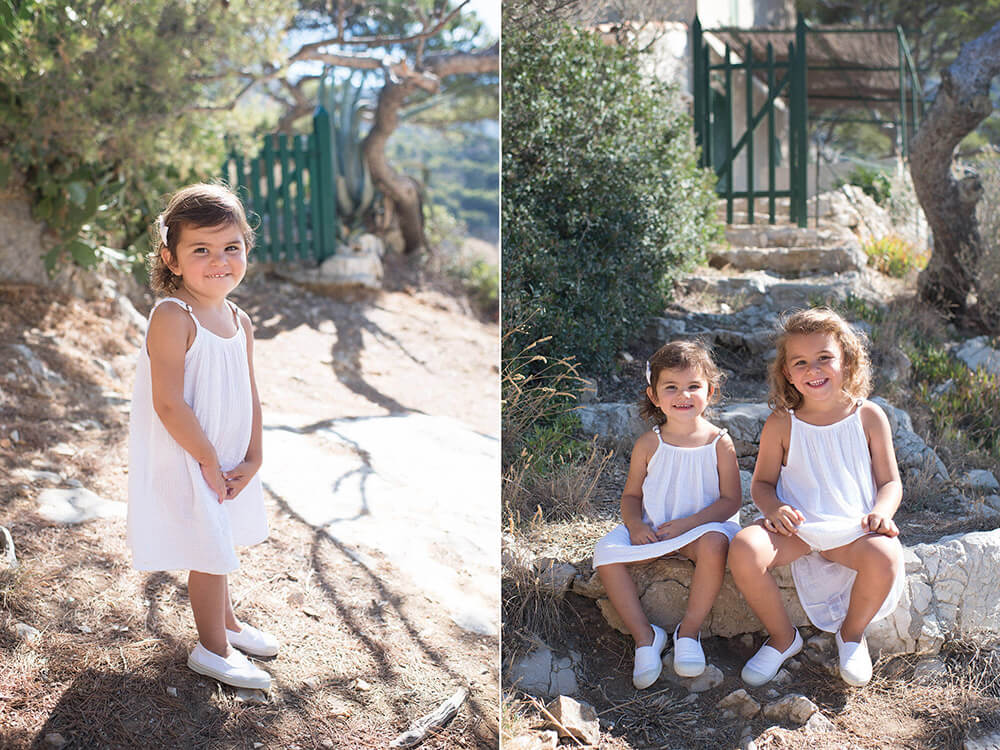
<box><xmin>645</xmin><ymin>360</ymin><xmax>651</xmax><ymax>385</ymax></box>
<box><xmin>157</xmin><ymin>216</ymin><xmax>169</xmax><ymax>247</ymax></box>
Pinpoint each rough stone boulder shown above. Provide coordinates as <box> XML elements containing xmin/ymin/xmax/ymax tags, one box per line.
<box><xmin>572</xmin><ymin>556</ymin><xmax>808</xmax><ymax>639</ymax></box>
<box><xmin>573</xmin><ymin>528</ymin><xmax>1000</xmax><ymax>656</ymax></box>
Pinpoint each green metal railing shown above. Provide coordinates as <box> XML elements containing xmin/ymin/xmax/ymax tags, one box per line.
<box><xmin>693</xmin><ymin>14</ymin><xmax>809</xmax><ymax>227</ymax></box>
<box><xmin>692</xmin><ymin>14</ymin><xmax>922</xmax><ymax>228</ymax></box>
<box><xmin>221</xmin><ymin>106</ymin><xmax>340</xmax><ymax>263</ymax></box>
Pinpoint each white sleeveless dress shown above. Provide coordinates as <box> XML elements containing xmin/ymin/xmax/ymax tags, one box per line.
<box><xmin>594</xmin><ymin>426</ymin><xmax>741</xmax><ymax>567</ymax></box>
<box><xmin>777</xmin><ymin>400</ymin><xmax>905</xmax><ymax>632</ymax></box>
<box><xmin>127</xmin><ymin>297</ymin><xmax>268</xmax><ymax>574</ymax></box>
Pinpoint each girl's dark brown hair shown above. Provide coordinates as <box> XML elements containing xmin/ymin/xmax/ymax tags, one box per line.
<box><xmin>148</xmin><ymin>183</ymin><xmax>255</xmax><ymax>295</ymax></box>
<box><xmin>640</xmin><ymin>340</ymin><xmax>724</xmax><ymax>425</ymax></box>
<box><xmin>768</xmin><ymin>307</ymin><xmax>872</xmax><ymax>412</ymax></box>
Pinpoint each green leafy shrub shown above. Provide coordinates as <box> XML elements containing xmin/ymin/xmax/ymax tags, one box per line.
<box><xmin>863</xmin><ymin>234</ymin><xmax>929</xmax><ymax>277</ymax></box>
<box><xmin>842</xmin><ymin>165</ymin><xmax>892</xmax><ymax>205</ymax></box>
<box><xmin>908</xmin><ymin>342</ymin><xmax>1000</xmax><ymax>459</ymax></box>
<box><xmin>502</xmin><ymin>23</ymin><xmax>720</xmax><ymax>373</ymax></box>
<box><xmin>0</xmin><ymin>0</ymin><xmax>291</xmax><ymax>273</ymax></box>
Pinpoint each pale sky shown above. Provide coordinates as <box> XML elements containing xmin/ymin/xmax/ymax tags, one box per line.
<box><xmin>467</xmin><ymin>0</ymin><xmax>500</xmax><ymax>37</ymax></box>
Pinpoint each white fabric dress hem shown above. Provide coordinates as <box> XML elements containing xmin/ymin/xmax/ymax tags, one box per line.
<box><xmin>593</xmin><ymin>520</ymin><xmax>741</xmax><ymax>568</ymax></box>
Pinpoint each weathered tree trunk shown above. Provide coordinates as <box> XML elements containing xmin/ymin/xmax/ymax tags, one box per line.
<box><xmin>363</xmin><ymin>73</ymin><xmax>429</xmax><ymax>254</ymax></box>
<box><xmin>362</xmin><ymin>46</ymin><xmax>499</xmax><ymax>254</ymax></box>
<box><xmin>911</xmin><ymin>21</ymin><xmax>1000</xmax><ymax>318</ymax></box>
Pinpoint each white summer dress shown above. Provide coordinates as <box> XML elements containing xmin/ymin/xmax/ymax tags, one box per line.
<box><xmin>127</xmin><ymin>297</ymin><xmax>268</xmax><ymax>574</ymax></box>
<box><xmin>594</xmin><ymin>426</ymin><xmax>741</xmax><ymax>567</ymax></box>
<box><xmin>778</xmin><ymin>400</ymin><xmax>905</xmax><ymax>632</ymax></box>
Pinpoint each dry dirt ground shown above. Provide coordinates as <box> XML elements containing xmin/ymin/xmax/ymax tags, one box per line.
<box><xmin>0</xmin><ymin>258</ymin><xmax>499</xmax><ymax>749</ymax></box>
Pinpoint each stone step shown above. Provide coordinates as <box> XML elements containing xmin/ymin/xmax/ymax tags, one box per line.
<box><xmin>723</xmin><ymin>223</ymin><xmax>857</xmax><ymax>249</ymax></box>
<box><xmin>676</xmin><ymin>269</ymin><xmax>875</xmax><ymax>312</ymax></box>
<box><xmin>708</xmin><ymin>243</ymin><xmax>867</xmax><ymax>277</ymax></box>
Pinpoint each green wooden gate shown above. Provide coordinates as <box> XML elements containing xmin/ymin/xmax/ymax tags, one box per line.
<box><xmin>692</xmin><ymin>14</ymin><xmax>809</xmax><ymax>227</ymax></box>
<box><xmin>221</xmin><ymin>107</ymin><xmax>340</xmax><ymax>263</ymax></box>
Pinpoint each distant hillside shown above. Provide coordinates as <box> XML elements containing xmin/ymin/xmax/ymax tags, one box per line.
<box><xmin>388</xmin><ymin>121</ymin><xmax>499</xmax><ymax>244</ymax></box>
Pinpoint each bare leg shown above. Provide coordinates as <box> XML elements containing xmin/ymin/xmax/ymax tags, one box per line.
<box><xmin>675</xmin><ymin>532</ymin><xmax>729</xmax><ymax>639</ymax></box>
<box><xmin>728</xmin><ymin>523</ymin><xmax>810</xmax><ymax>652</ymax></box>
<box><xmin>188</xmin><ymin>571</ymin><xmax>230</xmax><ymax>657</ymax></box>
<box><xmin>223</xmin><ymin>576</ymin><xmax>240</xmax><ymax>632</ymax></box>
<box><xmin>820</xmin><ymin>534</ymin><xmax>900</xmax><ymax>642</ymax></box>
<box><xmin>597</xmin><ymin>562</ymin><xmax>654</xmax><ymax>647</ymax></box>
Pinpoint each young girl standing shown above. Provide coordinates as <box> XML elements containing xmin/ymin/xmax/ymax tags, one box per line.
<box><xmin>593</xmin><ymin>341</ymin><xmax>742</xmax><ymax>689</ymax></box>
<box><xmin>128</xmin><ymin>183</ymin><xmax>277</xmax><ymax>690</ymax></box>
<box><xmin>728</xmin><ymin>308</ymin><xmax>904</xmax><ymax>687</ymax></box>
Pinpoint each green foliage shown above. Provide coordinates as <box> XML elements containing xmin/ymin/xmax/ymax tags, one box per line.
<box><xmin>522</xmin><ymin>411</ymin><xmax>590</xmax><ymax>475</ymax></box>
<box><xmin>318</xmin><ymin>71</ymin><xmax>378</xmax><ymax>234</ymax></box>
<box><xmin>836</xmin><ymin>294</ymin><xmax>886</xmax><ymax>325</ymax></box>
<box><xmin>0</xmin><ymin>0</ymin><xmax>293</xmax><ymax>273</ymax></box>
<box><xmin>502</xmin><ymin>23</ymin><xmax>720</xmax><ymax>373</ymax></box>
<box><xmin>863</xmin><ymin>234</ymin><xmax>929</xmax><ymax>277</ymax></box>
<box><xmin>841</xmin><ymin>166</ymin><xmax>892</xmax><ymax>206</ymax></box>
<box><xmin>908</xmin><ymin>342</ymin><xmax>1000</xmax><ymax>459</ymax></box>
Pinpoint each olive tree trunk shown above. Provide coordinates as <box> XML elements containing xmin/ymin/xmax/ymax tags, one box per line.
<box><xmin>363</xmin><ymin>46</ymin><xmax>499</xmax><ymax>253</ymax></box>
<box><xmin>911</xmin><ymin>21</ymin><xmax>1000</xmax><ymax>319</ymax></box>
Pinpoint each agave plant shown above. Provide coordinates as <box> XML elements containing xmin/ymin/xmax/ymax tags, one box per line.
<box><xmin>317</xmin><ymin>70</ymin><xmax>378</xmax><ymax>236</ymax></box>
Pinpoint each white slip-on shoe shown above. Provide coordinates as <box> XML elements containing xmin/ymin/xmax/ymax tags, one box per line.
<box><xmin>187</xmin><ymin>642</ymin><xmax>271</xmax><ymax>690</ymax></box>
<box><xmin>741</xmin><ymin>629</ymin><xmax>803</xmax><ymax>687</ymax></box>
<box><xmin>836</xmin><ymin>630</ymin><xmax>872</xmax><ymax>687</ymax></box>
<box><xmin>632</xmin><ymin>624</ymin><xmax>668</xmax><ymax>690</ymax></box>
<box><xmin>227</xmin><ymin>622</ymin><xmax>280</xmax><ymax>657</ymax></box>
<box><xmin>672</xmin><ymin>625</ymin><xmax>706</xmax><ymax>678</ymax></box>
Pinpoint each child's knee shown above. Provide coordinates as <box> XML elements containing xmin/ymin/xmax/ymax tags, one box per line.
<box><xmin>728</xmin><ymin>526</ymin><xmax>764</xmax><ymax>565</ymax></box>
<box><xmin>696</xmin><ymin>531</ymin><xmax>730</xmax><ymax>561</ymax></box>
<box><xmin>865</xmin><ymin>536</ymin><xmax>901</xmax><ymax>576</ymax></box>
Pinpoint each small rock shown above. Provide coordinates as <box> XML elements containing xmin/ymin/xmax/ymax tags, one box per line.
<box><xmin>355</xmin><ymin>678</ymin><xmax>371</xmax><ymax>691</ymax></box>
<box><xmin>773</xmin><ymin>668</ymin><xmax>792</xmax><ymax>685</ymax></box>
<box><xmin>967</xmin><ymin>730</ymin><xmax>1000</xmax><ymax>750</ymax></box>
<box><xmin>739</xmin><ymin>633</ymin><xmax>755</xmax><ymax>649</ymax></box>
<box><xmin>804</xmin><ymin>711</ymin><xmax>836</xmax><ymax>733</ymax></box>
<box><xmin>166</xmin><ymin>686</ymin><xmax>178</xmax><ymax>697</ymax></box>
<box><xmin>235</xmin><ymin>688</ymin><xmax>268</xmax><ymax>704</ymax></box>
<box><xmin>764</xmin><ymin>688</ymin><xmax>780</xmax><ymax>699</ymax></box>
<box><xmin>806</xmin><ymin>633</ymin><xmax>832</xmax><ymax>653</ymax></box>
<box><xmin>36</xmin><ymin>487</ymin><xmax>126</xmax><ymax>525</ymax></box>
<box><xmin>15</xmin><ymin>622</ymin><xmax>40</xmax><ymax>642</ymax></box>
<box><xmin>543</xmin><ymin>695</ymin><xmax>599</xmax><ymax>746</ymax></box>
<box><xmin>533</xmin><ymin>558</ymin><xmax>577</xmax><ymax>598</ymax></box>
<box><xmin>620</xmin><ymin>351</ymin><xmax>635</xmax><ymax>363</ymax></box>
<box><xmin>716</xmin><ymin>688</ymin><xmax>761</xmax><ymax>718</ymax></box>
<box><xmin>686</xmin><ymin>664</ymin><xmax>724</xmax><ymax>693</ymax></box>
<box><xmin>253</xmin><ymin>744</ymin><xmax>264</xmax><ymax>749</ymax></box>
<box><xmin>10</xmin><ymin>430</ymin><xmax>19</xmax><ymax>443</ymax></box>
<box><xmin>44</xmin><ymin>733</ymin><xmax>67</xmax><ymax>748</ymax></box>
<box><xmin>77</xmin><ymin>624</ymin><xmax>92</xmax><ymax>634</ymax></box>
<box><xmin>961</xmin><ymin>470</ymin><xmax>1000</xmax><ymax>493</ymax></box>
<box><xmin>763</xmin><ymin>693</ymin><xmax>819</xmax><ymax>725</ymax></box>
<box><xmin>50</xmin><ymin>444</ymin><xmax>76</xmax><ymax>457</ymax></box>
<box><xmin>913</xmin><ymin>657</ymin><xmax>948</xmax><ymax>684</ymax></box>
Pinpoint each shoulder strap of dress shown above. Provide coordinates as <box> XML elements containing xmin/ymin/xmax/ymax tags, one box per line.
<box><xmin>152</xmin><ymin>296</ymin><xmax>195</xmax><ymax>318</ymax></box>
<box><xmin>652</xmin><ymin>424</ymin><xmax>661</xmax><ymax>434</ymax></box>
<box><xmin>712</xmin><ymin>428</ymin><xmax>728</xmax><ymax>444</ymax></box>
<box><xmin>225</xmin><ymin>299</ymin><xmax>242</xmax><ymax>329</ymax></box>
